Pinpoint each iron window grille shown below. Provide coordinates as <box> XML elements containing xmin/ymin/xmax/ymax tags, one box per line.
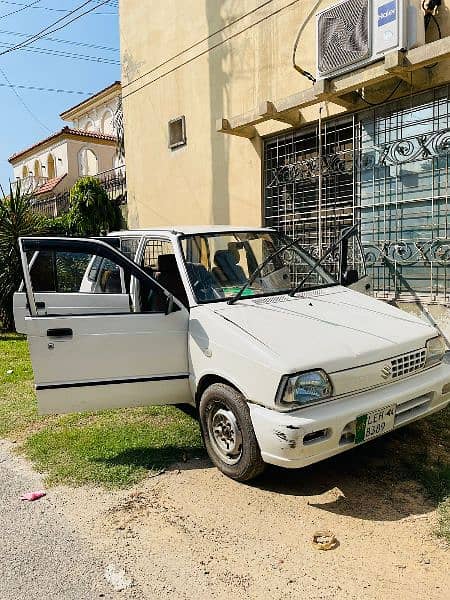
<box><xmin>264</xmin><ymin>85</ymin><xmax>450</xmax><ymax>303</ymax></box>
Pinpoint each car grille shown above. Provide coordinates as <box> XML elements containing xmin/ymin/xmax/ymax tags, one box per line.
<box><xmin>391</xmin><ymin>349</ymin><xmax>426</xmax><ymax>378</ymax></box>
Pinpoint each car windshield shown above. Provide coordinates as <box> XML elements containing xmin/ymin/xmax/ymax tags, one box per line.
<box><xmin>179</xmin><ymin>231</ymin><xmax>337</xmax><ymax>303</ymax></box>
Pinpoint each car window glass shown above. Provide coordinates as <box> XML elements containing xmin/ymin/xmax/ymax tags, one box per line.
<box><xmin>120</xmin><ymin>237</ymin><xmax>140</xmax><ymax>261</ymax></box>
<box><xmin>180</xmin><ymin>232</ymin><xmax>336</xmax><ymax>303</ymax></box>
<box><xmin>27</xmin><ymin>247</ymin><xmax>168</xmax><ymax>314</ymax></box>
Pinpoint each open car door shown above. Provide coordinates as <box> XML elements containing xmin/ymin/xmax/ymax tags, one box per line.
<box><xmin>338</xmin><ymin>226</ymin><xmax>372</xmax><ymax>295</ymax></box>
<box><xmin>16</xmin><ymin>237</ymin><xmax>190</xmax><ymax>415</ymax></box>
<box><xmin>13</xmin><ymin>237</ymin><xmax>126</xmax><ymax>333</ymax></box>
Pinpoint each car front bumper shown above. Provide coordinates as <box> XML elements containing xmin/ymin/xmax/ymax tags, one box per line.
<box><xmin>249</xmin><ymin>362</ymin><xmax>450</xmax><ymax>469</ymax></box>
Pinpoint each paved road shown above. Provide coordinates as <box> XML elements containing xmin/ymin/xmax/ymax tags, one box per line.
<box><xmin>0</xmin><ymin>441</ymin><xmax>128</xmax><ymax>600</ymax></box>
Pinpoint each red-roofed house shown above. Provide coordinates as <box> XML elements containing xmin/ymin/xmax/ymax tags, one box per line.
<box><xmin>8</xmin><ymin>81</ymin><xmax>123</xmax><ymax>203</ymax></box>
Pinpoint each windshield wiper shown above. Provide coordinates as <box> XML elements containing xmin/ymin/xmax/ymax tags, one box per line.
<box><xmin>228</xmin><ymin>234</ymin><xmax>306</xmax><ymax>305</ymax></box>
<box><xmin>288</xmin><ymin>224</ymin><xmax>358</xmax><ymax>297</ymax></box>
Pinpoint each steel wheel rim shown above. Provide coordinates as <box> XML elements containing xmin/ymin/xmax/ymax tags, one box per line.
<box><xmin>207</xmin><ymin>404</ymin><xmax>243</xmax><ymax>465</ymax></box>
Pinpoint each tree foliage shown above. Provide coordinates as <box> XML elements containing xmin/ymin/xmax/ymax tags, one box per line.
<box><xmin>0</xmin><ymin>183</ymin><xmax>46</xmax><ymax>330</ymax></box>
<box><xmin>69</xmin><ymin>176</ymin><xmax>122</xmax><ymax>236</ymax></box>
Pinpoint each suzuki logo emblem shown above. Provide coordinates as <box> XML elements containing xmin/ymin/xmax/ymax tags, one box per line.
<box><xmin>381</xmin><ymin>364</ymin><xmax>392</xmax><ymax>379</ymax></box>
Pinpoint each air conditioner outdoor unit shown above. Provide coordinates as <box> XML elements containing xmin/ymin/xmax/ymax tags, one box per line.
<box><xmin>316</xmin><ymin>0</ymin><xmax>425</xmax><ymax>80</ymax></box>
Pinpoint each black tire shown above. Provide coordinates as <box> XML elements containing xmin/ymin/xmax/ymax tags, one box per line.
<box><xmin>199</xmin><ymin>383</ymin><xmax>265</xmax><ymax>482</ymax></box>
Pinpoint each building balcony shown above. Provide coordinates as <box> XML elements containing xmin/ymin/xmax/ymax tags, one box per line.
<box><xmin>12</xmin><ymin>175</ymin><xmax>49</xmax><ymax>195</ymax></box>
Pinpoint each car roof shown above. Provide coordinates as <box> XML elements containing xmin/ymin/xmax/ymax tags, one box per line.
<box><xmin>108</xmin><ymin>225</ymin><xmax>275</xmax><ymax>236</ymax></box>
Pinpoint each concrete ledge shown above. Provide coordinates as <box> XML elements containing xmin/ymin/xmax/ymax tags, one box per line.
<box><xmin>218</xmin><ymin>37</ymin><xmax>450</xmax><ymax>137</ymax></box>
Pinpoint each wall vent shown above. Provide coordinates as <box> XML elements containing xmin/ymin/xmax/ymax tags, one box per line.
<box><xmin>168</xmin><ymin>115</ymin><xmax>186</xmax><ymax>150</ymax></box>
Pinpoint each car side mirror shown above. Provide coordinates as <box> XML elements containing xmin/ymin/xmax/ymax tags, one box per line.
<box><xmin>342</xmin><ymin>269</ymin><xmax>359</xmax><ymax>286</ymax></box>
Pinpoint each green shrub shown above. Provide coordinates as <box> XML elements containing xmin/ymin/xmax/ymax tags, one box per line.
<box><xmin>42</xmin><ymin>212</ymin><xmax>73</xmax><ymax>236</ymax></box>
<box><xmin>0</xmin><ymin>184</ymin><xmax>46</xmax><ymax>331</ymax></box>
<box><xmin>69</xmin><ymin>177</ymin><xmax>122</xmax><ymax>236</ymax></box>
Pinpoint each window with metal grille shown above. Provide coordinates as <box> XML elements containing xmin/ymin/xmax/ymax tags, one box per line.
<box><xmin>264</xmin><ymin>85</ymin><xmax>450</xmax><ymax>302</ymax></box>
<box><xmin>358</xmin><ymin>86</ymin><xmax>450</xmax><ymax>302</ymax></box>
<box><xmin>264</xmin><ymin>117</ymin><xmax>355</xmax><ymax>282</ymax></box>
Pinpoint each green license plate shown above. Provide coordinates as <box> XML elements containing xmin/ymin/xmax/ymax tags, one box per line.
<box><xmin>355</xmin><ymin>404</ymin><xmax>396</xmax><ymax>444</ymax></box>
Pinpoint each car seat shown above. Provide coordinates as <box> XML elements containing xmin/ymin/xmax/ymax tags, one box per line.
<box><xmin>185</xmin><ymin>262</ymin><xmax>224</xmax><ymax>302</ymax></box>
<box><xmin>212</xmin><ymin>248</ymin><xmax>247</xmax><ymax>285</ymax></box>
<box><xmin>156</xmin><ymin>254</ymin><xmax>189</xmax><ymax>308</ymax></box>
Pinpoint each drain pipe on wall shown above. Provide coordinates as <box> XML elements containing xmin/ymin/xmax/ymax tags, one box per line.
<box><xmin>318</xmin><ymin>104</ymin><xmax>323</xmax><ymax>259</ymax></box>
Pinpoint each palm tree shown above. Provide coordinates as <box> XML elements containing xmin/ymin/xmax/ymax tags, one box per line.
<box><xmin>0</xmin><ymin>182</ymin><xmax>45</xmax><ymax>331</ymax></box>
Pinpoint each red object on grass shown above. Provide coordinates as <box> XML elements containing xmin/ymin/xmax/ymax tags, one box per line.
<box><xmin>20</xmin><ymin>491</ymin><xmax>46</xmax><ymax>501</ymax></box>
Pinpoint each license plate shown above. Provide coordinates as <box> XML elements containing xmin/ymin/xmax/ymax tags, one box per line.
<box><xmin>355</xmin><ymin>404</ymin><xmax>396</xmax><ymax>444</ymax></box>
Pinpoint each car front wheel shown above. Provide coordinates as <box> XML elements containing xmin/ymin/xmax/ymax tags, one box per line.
<box><xmin>199</xmin><ymin>383</ymin><xmax>265</xmax><ymax>482</ymax></box>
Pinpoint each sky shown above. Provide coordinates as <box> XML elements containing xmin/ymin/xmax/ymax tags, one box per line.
<box><xmin>0</xmin><ymin>0</ymin><xmax>120</xmax><ymax>191</ymax></box>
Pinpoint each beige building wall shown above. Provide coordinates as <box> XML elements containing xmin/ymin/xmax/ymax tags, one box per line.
<box><xmin>12</xmin><ymin>138</ymin><xmax>118</xmax><ymax>190</ymax></box>
<box><xmin>120</xmin><ymin>0</ymin><xmax>450</xmax><ymax>229</ymax></box>
<box><xmin>13</xmin><ymin>141</ymin><xmax>69</xmax><ymax>181</ymax></box>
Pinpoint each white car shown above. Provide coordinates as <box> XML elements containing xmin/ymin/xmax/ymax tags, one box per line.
<box><xmin>14</xmin><ymin>226</ymin><xmax>450</xmax><ymax>481</ymax></box>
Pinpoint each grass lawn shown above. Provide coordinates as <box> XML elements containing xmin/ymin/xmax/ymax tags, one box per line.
<box><xmin>0</xmin><ymin>333</ymin><xmax>204</xmax><ymax>488</ymax></box>
<box><xmin>0</xmin><ymin>333</ymin><xmax>448</xmax><ymax>540</ymax></box>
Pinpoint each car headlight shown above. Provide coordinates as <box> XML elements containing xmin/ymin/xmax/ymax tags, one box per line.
<box><xmin>276</xmin><ymin>370</ymin><xmax>333</xmax><ymax>409</ymax></box>
<box><xmin>425</xmin><ymin>335</ymin><xmax>446</xmax><ymax>368</ymax></box>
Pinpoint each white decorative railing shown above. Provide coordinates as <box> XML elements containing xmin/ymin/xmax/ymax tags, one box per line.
<box><xmin>11</xmin><ymin>175</ymin><xmax>48</xmax><ymax>194</ymax></box>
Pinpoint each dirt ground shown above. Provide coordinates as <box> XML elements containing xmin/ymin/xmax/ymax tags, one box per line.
<box><xmin>52</xmin><ymin>455</ymin><xmax>450</xmax><ymax>600</ymax></box>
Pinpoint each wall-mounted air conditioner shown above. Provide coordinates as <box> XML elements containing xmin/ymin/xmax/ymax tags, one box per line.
<box><xmin>316</xmin><ymin>0</ymin><xmax>425</xmax><ymax>80</ymax></box>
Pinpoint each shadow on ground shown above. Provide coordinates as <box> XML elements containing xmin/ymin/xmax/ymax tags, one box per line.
<box><xmin>95</xmin><ymin>405</ymin><xmax>448</xmax><ymax>522</ymax></box>
<box><xmin>255</xmin><ymin>413</ymin><xmax>448</xmax><ymax>521</ymax></box>
<box><xmin>96</xmin><ymin>444</ymin><xmax>209</xmax><ymax>474</ymax></box>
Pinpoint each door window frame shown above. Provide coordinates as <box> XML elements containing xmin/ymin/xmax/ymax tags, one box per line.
<box><xmin>20</xmin><ymin>237</ymin><xmax>183</xmax><ymax>317</ymax></box>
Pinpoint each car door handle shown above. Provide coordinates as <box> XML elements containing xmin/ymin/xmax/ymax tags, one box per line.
<box><xmin>46</xmin><ymin>328</ymin><xmax>73</xmax><ymax>338</ymax></box>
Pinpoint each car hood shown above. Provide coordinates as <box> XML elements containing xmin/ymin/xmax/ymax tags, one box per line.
<box><xmin>211</xmin><ymin>287</ymin><xmax>437</xmax><ymax>373</ymax></box>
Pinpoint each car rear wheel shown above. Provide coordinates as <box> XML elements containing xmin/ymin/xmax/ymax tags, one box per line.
<box><xmin>199</xmin><ymin>383</ymin><xmax>265</xmax><ymax>481</ymax></box>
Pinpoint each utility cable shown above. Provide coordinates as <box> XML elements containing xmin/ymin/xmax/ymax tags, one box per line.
<box><xmin>0</xmin><ymin>41</ymin><xmax>119</xmax><ymax>64</ymax></box>
<box><xmin>423</xmin><ymin>1</ymin><xmax>442</xmax><ymax>69</ymax></box>
<box><xmin>122</xmin><ymin>0</ymin><xmax>277</xmax><ymax>90</ymax></box>
<box><xmin>356</xmin><ymin>79</ymin><xmax>404</xmax><ymax>107</ymax></box>
<box><xmin>292</xmin><ymin>0</ymin><xmax>322</xmax><ymax>83</ymax></box>
<box><xmin>0</xmin><ymin>65</ymin><xmax>50</xmax><ymax>131</ymax></box>
<box><xmin>0</xmin><ymin>0</ymin><xmax>95</xmax><ymax>55</ymax></box>
<box><xmin>0</xmin><ymin>0</ymin><xmax>111</xmax><ymax>57</ymax></box>
<box><xmin>123</xmin><ymin>0</ymin><xmax>302</xmax><ymax>99</ymax></box>
<box><xmin>0</xmin><ymin>28</ymin><xmax>118</xmax><ymax>52</ymax></box>
<box><xmin>0</xmin><ymin>0</ymin><xmax>40</xmax><ymax>20</ymax></box>
<box><xmin>0</xmin><ymin>0</ymin><xmax>116</xmax><ymax>15</ymax></box>
<box><xmin>0</xmin><ymin>81</ymin><xmax>92</xmax><ymax>94</ymax></box>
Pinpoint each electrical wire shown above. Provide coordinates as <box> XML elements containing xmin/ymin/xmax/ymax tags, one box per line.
<box><xmin>0</xmin><ymin>41</ymin><xmax>119</xmax><ymax>64</ymax></box>
<box><xmin>0</xmin><ymin>0</ymin><xmax>64</xmax><ymax>11</ymax></box>
<box><xmin>431</xmin><ymin>12</ymin><xmax>442</xmax><ymax>37</ymax></box>
<box><xmin>0</xmin><ymin>28</ymin><xmax>118</xmax><ymax>52</ymax></box>
<box><xmin>0</xmin><ymin>81</ymin><xmax>92</xmax><ymax>94</ymax></box>
<box><xmin>356</xmin><ymin>78</ymin><xmax>404</xmax><ymax>107</ymax></box>
<box><xmin>292</xmin><ymin>0</ymin><xmax>323</xmax><ymax>83</ymax></box>
<box><xmin>0</xmin><ymin>0</ymin><xmax>116</xmax><ymax>15</ymax></box>
<box><xmin>0</xmin><ymin>0</ymin><xmax>40</xmax><ymax>21</ymax></box>
<box><xmin>123</xmin><ymin>0</ymin><xmax>302</xmax><ymax>99</ymax></box>
<box><xmin>0</xmin><ymin>64</ymin><xmax>50</xmax><ymax>131</ymax></box>
<box><xmin>122</xmin><ymin>0</ymin><xmax>277</xmax><ymax>90</ymax></box>
<box><xmin>0</xmin><ymin>0</ymin><xmax>95</xmax><ymax>54</ymax></box>
<box><xmin>423</xmin><ymin>3</ymin><xmax>442</xmax><ymax>69</ymax></box>
<box><xmin>0</xmin><ymin>0</ymin><xmax>111</xmax><ymax>57</ymax></box>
